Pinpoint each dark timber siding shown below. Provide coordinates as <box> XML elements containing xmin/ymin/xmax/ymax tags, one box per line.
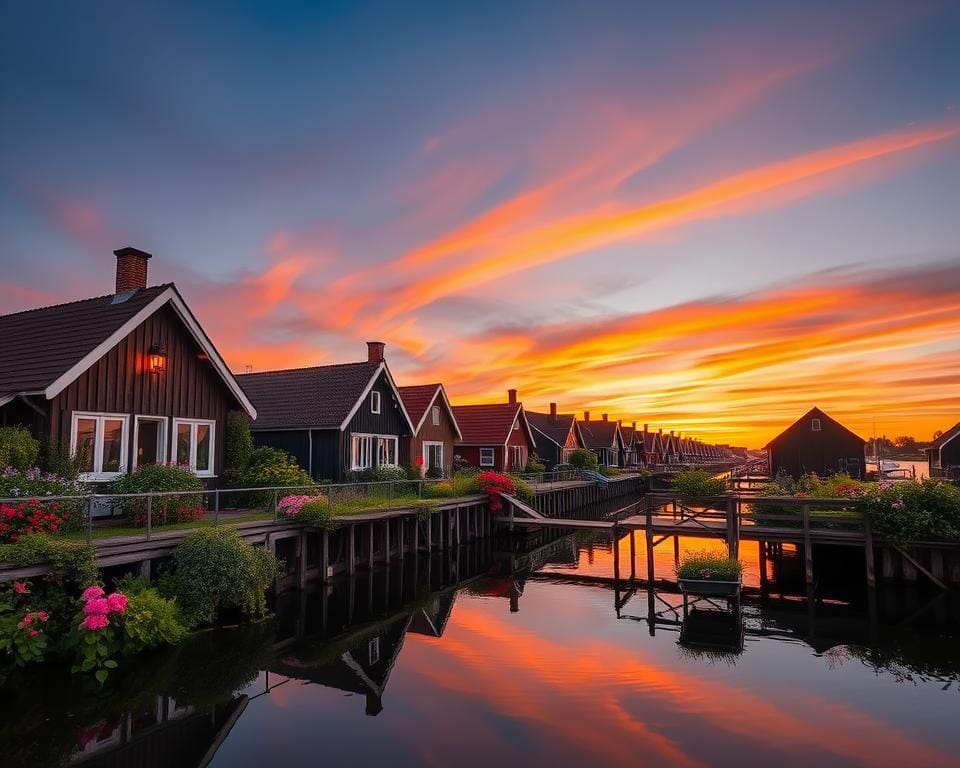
<box><xmin>339</xmin><ymin>371</ymin><xmax>410</xmax><ymax>480</ymax></box>
<box><xmin>531</xmin><ymin>431</ymin><xmax>562</xmax><ymax>468</ymax></box>
<box><xmin>47</xmin><ymin>304</ymin><xmax>236</xmax><ymax>480</ymax></box>
<box><xmin>768</xmin><ymin>413</ymin><xmax>866</xmax><ymax>480</ymax></box>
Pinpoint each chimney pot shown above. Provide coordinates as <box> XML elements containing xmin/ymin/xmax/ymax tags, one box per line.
<box><xmin>583</xmin><ymin>410</ymin><xmax>590</xmax><ymax>421</ymax></box>
<box><xmin>632</xmin><ymin>421</ymin><xmax>637</xmax><ymax>430</ymax></box>
<box><xmin>644</xmin><ymin>423</ymin><xmax>649</xmax><ymax>433</ymax></box>
<box><xmin>114</xmin><ymin>246</ymin><xmax>152</xmax><ymax>293</ymax></box>
<box><xmin>507</xmin><ymin>388</ymin><xmax>517</xmax><ymax>405</ymax></box>
<box><xmin>366</xmin><ymin>341</ymin><xmax>386</xmax><ymax>363</ymax></box>
<box><xmin>550</xmin><ymin>402</ymin><xmax>557</xmax><ymax>419</ymax></box>
<box><xmin>602</xmin><ymin>413</ymin><xmax>608</xmax><ymax>422</ymax></box>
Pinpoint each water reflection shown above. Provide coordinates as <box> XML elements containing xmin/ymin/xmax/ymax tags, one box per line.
<box><xmin>2</xmin><ymin>532</ymin><xmax>959</xmax><ymax>768</ymax></box>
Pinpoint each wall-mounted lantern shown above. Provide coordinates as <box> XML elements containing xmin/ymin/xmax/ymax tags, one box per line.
<box><xmin>148</xmin><ymin>344</ymin><xmax>167</xmax><ymax>374</ymax></box>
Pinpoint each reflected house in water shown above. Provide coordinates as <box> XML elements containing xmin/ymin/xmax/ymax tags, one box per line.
<box><xmin>408</xmin><ymin>590</ymin><xmax>457</xmax><ymax>638</ymax></box>
<box><xmin>923</xmin><ymin>420</ymin><xmax>960</xmax><ymax>480</ymax></box>
<box><xmin>765</xmin><ymin>407</ymin><xmax>866</xmax><ymax>479</ymax></box>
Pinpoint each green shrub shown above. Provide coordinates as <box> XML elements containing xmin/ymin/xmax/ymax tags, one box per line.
<box><xmin>0</xmin><ymin>534</ymin><xmax>97</xmax><ymax>585</ymax></box>
<box><xmin>601</xmin><ymin>466</ymin><xmax>622</xmax><ymax>477</ymax></box>
<box><xmin>169</xmin><ymin>527</ymin><xmax>280</xmax><ymax>628</ymax></box>
<box><xmin>119</xmin><ymin>588</ymin><xmax>188</xmax><ymax>654</ymax></box>
<box><xmin>568</xmin><ymin>448</ymin><xmax>599</xmax><ymax>472</ymax></box>
<box><xmin>298</xmin><ymin>498</ymin><xmax>339</xmax><ymax>530</ymax></box>
<box><xmin>676</xmin><ymin>550</ymin><xmax>743</xmax><ymax>581</ymax></box>
<box><xmin>224</xmin><ymin>412</ymin><xmax>254</xmax><ymax>475</ymax></box>
<box><xmin>509</xmin><ymin>475</ymin><xmax>535</xmax><ymax>502</ymax></box>
<box><xmin>236</xmin><ymin>447</ymin><xmax>315</xmax><ymax>508</ymax></box>
<box><xmin>422</xmin><ymin>480</ymin><xmax>456</xmax><ymax>499</ymax></box>
<box><xmin>524</xmin><ymin>454</ymin><xmax>546</xmax><ymax>473</ymax></box>
<box><xmin>857</xmin><ymin>479</ymin><xmax>960</xmax><ymax>545</ymax></box>
<box><xmin>671</xmin><ymin>469</ymin><xmax>726</xmax><ymax>497</ymax></box>
<box><xmin>42</xmin><ymin>439</ymin><xmax>90</xmax><ymax>481</ymax></box>
<box><xmin>112</xmin><ymin>464</ymin><xmax>205</xmax><ymax>526</ymax></box>
<box><xmin>0</xmin><ymin>427</ymin><xmax>40</xmax><ymax>472</ymax></box>
<box><xmin>425</xmin><ymin>465</ymin><xmax>445</xmax><ymax>480</ymax></box>
<box><xmin>451</xmin><ymin>469</ymin><xmax>481</xmax><ymax>496</ymax></box>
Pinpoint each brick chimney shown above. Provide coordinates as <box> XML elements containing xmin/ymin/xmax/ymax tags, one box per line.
<box><xmin>602</xmin><ymin>413</ymin><xmax>608</xmax><ymax>422</ymax></box>
<box><xmin>550</xmin><ymin>402</ymin><xmax>558</xmax><ymax>420</ymax></box>
<box><xmin>507</xmin><ymin>389</ymin><xmax>518</xmax><ymax>405</ymax></box>
<box><xmin>114</xmin><ymin>247</ymin><xmax>152</xmax><ymax>293</ymax></box>
<box><xmin>644</xmin><ymin>423</ymin><xmax>649</xmax><ymax>433</ymax></box>
<box><xmin>367</xmin><ymin>341</ymin><xmax>385</xmax><ymax>363</ymax></box>
<box><xmin>583</xmin><ymin>410</ymin><xmax>590</xmax><ymax>421</ymax></box>
<box><xmin>632</xmin><ymin>421</ymin><xmax>637</xmax><ymax>431</ymax></box>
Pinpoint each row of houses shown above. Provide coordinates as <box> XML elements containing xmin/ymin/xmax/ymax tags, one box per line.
<box><xmin>0</xmin><ymin>248</ymin><xmax>740</xmax><ymax>486</ymax></box>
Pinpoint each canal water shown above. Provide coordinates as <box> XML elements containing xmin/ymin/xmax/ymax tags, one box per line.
<box><xmin>3</xmin><ymin>530</ymin><xmax>958</xmax><ymax>768</ymax></box>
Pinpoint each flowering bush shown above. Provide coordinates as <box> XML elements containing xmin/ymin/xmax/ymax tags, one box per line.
<box><xmin>0</xmin><ymin>499</ymin><xmax>74</xmax><ymax>542</ymax></box>
<box><xmin>235</xmin><ymin>447</ymin><xmax>316</xmax><ymax>508</ymax></box>
<box><xmin>72</xmin><ymin>585</ymin><xmax>129</xmax><ymax>683</ymax></box>
<box><xmin>0</xmin><ymin>580</ymin><xmax>50</xmax><ymax>668</ymax></box>
<box><xmin>856</xmin><ymin>479</ymin><xmax>960</xmax><ymax>545</ymax></box>
<box><xmin>112</xmin><ymin>463</ymin><xmax>205</xmax><ymax>527</ymax></box>
<box><xmin>277</xmin><ymin>494</ymin><xmax>313</xmax><ymax>518</ymax></box>
<box><xmin>477</xmin><ymin>471</ymin><xmax>516</xmax><ymax>513</ymax></box>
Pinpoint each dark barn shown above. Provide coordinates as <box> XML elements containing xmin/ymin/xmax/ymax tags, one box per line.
<box><xmin>766</xmin><ymin>407</ymin><xmax>866</xmax><ymax>480</ymax></box>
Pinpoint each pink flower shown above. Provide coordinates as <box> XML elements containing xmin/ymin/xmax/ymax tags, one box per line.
<box><xmin>83</xmin><ymin>597</ymin><xmax>111</xmax><ymax>616</ymax></box>
<box><xmin>29</xmin><ymin>629</ymin><xmax>38</xmax><ymax>638</ymax></box>
<box><xmin>13</xmin><ymin>581</ymin><xmax>29</xmax><ymax>595</ymax></box>
<box><xmin>81</xmin><ymin>585</ymin><xmax>105</xmax><ymax>602</ymax></box>
<box><xmin>80</xmin><ymin>614</ymin><xmax>110</xmax><ymax>631</ymax></box>
<box><xmin>106</xmin><ymin>592</ymin><xmax>128</xmax><ymax>613</ymax></box>
<box><xmin>19</xmin><ymin>612</ymin><xmax>33</xmax><ymax>627</ymax></box>
<box><xmin>37</xmin><ymin>611</ymin><xmax>49</xmax><ymax>622</ymax></box>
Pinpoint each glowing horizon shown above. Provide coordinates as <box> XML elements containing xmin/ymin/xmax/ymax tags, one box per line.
<box><xmin>2</xmin><ymin>2</ymin><xmax>959</xmax><ymax>448</ymax></box>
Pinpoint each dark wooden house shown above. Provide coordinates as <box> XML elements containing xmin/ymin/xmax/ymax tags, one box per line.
<box><xmin>238</xmin><ymin>343</ymin><xmax>414</xmax><ymax>482</ymax></box>
<box><xmin>578</xmin><ymin>412</ymin><xmax>624</xmax><ymax>467</ymax></box>
<box><xmin>0</xmin><ymin>247</ymin><xmax>256</xmax><ymax>484</ymax></box>
<box><xmin>525</xmin><ymin>403</ymin><xmax>584</xmax><ymax>469</ymax></box>
<box><xmin>923</xmin><ymin>421</ymin><xmax>960</xmax><ymax>480</ymax></box>
<box><xmin>397</xmin><ymin>383</ymin><xmax>461</xmax><ymax>478</ymax></box>
<box><xmin>640</xmin><ymin>426</ymin><xmax>664</xmax><ymax>467</ymax></box>
<box><xmin>452</xmin><ymin>390</ymin><xmax>536</xmax><ymax>472</ymax></box>
<box><xmin>619</xmin><ymin>422</ymin><xmax>643</xmax><ymax>467</ymax></box>
<box><xmin>766</xmin><ymin>407</ymin><xmax>866</xmax><ymax>480</ymax></box>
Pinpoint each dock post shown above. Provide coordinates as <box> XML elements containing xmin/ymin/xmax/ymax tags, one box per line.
<box><xmin>384</xmin><ymin>520</ymin><xmax>391</xmax><ymax>565</ymax></box>
<box><xmin>612</xmin><ymin>525</ymin><xmax>620</xmax><ymax>582</ymax></box>
<box><xmin>427</xmin><ymin>513</ymin><xmax>433</xmax><ymax>550</ymax></box>
<box><xmin>348</xmin><ymin>525</ymin><xmax>356</xmax><ymax>575</ymax></box>
<box><xmin>298</xmin><ymin>532</ymin><xmax>308</xmax><ymax>589</ymax></box>
<box><xmin>645</xmin><ymin>506</ymin><xmax>655</xmax><ymax>585</ymax></box>
<box><xmin>863</xmin><ymin>514</ymin><xmax>876</xmax><ymax>589</ymax></box>
<box><xmin>802</xmin><ymin>504</ymin><xmax>813</xmax><ymax>586</ymax></box>
<box><xmin>413</xmin><ymin>514</ymin><xmax>420</xmax><ymax>552</ymax></box>
<box><xmin>321</xmin><ymin>530</ymin><xmax>330</xmax><ymax>583</ymax></box>
<box><xmin>368</xmin><ymin>523</ymin><xmax>375</xmax><ymax>570</ymax></box>
<box><xmin>759</xmin><ymin>540</ymin><xmax>768</xmax><ymax>589</ymax></box>
<box><xmin>629</xmin><ymin>530</ymin><xmax>636</xmax><ymax>581</ymax></box>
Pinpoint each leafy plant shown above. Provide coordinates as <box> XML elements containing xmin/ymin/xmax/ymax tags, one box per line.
<box><xmin>671</xmin><ymin>469</ymin><xmax>726</xmax><ymax>497</ymax></box>
<box><xmin>524</xmin><ymin>454</ymin><xmax>546</xmax><ymax>473</ymax></box>
<box><xmin>70</xmin><ymin>586</ymin><xmax>129</xmax><ymax>683</ymax></box>
<box><xmin>509</xmin><ymin>475</ymin><xmax>535</xmax><ymax>502</ymax></box>
<box><xmin>601</xmin><ymin>466</ymin><xmax>622</xmax><ymax>477</ymax></box>
<box><xmin>118</xmin><ymin>588</ymin><xmax>187</xmax><ymax>654</ymax></box>
<box><xmin>0</xmin><ymin>426</ymin><xmax>40</xmax><ymax>472</ymax></box>
<box><xmin>0</xmin><ymin>534</ymin><xmax>98</xmax><ymax>585</ymax></box>
<box><xmin>0</xmin><ymin>582</ymin><xmax>51</xmax><ymax>669</ymax></box>
<box><xmin>0</xmin><ymin>498</ymin><xmax>76</xmax><ymax>542</ymax></box>
<box><xmin>676</xmin><ymin>551</ymin><xmax>743</xmax><ymax>581</ymax></box>
<box><xmin>856</xmin><ymin>479</ymin><xmax>960</xmax><ymax>545</ymax></box>
<box><xmin>236</xmin><ymin>447</ymin><xmax>315</xmax><ymax>508</ymax></box>
<box><xmin>168</xmin><ymin>527</ymin><xmax>280</xmax><ymax>628</ymax></box>
<box><xmin>224</xmin><ymin>411</ymin><xmax>254</xmax><ymax>474</ymax></box>
<box><xmin>42</xmin><ymin>438</ymin><xmax>89</xmax><ymax>481</ymax></box>
<box><xmin>568</xmin><ymin>448</ymin><xmax>599</xmax><ymax>472</ymax></box>
<box><xmin>477</xmin><ymin>471</ymin><xmax>516</xmax><ymax>513</ymax></box>
<box><xmin>298</xmin><ymin>498</ymin><xmax>340</xmax><ymax>530</ymax></box>
<box><xmin>111</xmin><ymin>463</ymin><xmax>205</xmax><ymax>526</ymax></box>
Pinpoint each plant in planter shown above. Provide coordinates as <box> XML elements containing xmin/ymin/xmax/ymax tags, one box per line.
<box><xmin>676</xmin><ymin>550</ymin><xmax>743</xmax><ymax>596</ymax></box>
<box><xmin>112</xmin><ymin>464</ymin><xmax>205</xmax><ymax>526</ymax></box>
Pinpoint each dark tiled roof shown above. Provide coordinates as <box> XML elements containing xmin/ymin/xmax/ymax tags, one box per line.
<box><xmin>766</xmin><ymin>407</ymin><xmax>866</xmax><ymax>448</ymax></box>
<box><xmin>927</xmin><ymin>421</ymin><xmax>960</xmax><ymax>451</ymax></box>
<box><xmin>398</xmin><ymin>384</ymin><xmax>441</xmax><ymax>429</ymax></box>
<box><xmin>642</xmin><ymin>431</ymin><xmax>659</xmax><ymax>452</ymax></box>
<box><xmin>239</xmin><ymin>361</ymin><xmax>381</xmax><ymax>431</ymax></box>
<box><xmin>579</xmin><ymin>419</ymin><xmax>620</xmax><ymax>449</ymax></box>
<box><xmin>526</xmin><ymin>411</ymin><xmax>576</xmax><ymax>447</ymax></box>
<box><xmin>453</xmin><ymin>403</ymin><xmax>523</xmax><ymax>445</ymax></box>
<box><xmin>0</xmin><ymin>285</ymin><xmax>172</xmax><ymax>398</ymax></box>
<box><xmin>620</xmin><ymin>424</ymin><xmax>638</xmax><ymax>446</ymax></box>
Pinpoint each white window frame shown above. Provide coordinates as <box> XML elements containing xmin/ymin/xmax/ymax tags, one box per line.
<box><xmin>509</xmin><ymin>445</ymin><xmax>524</xmax><ymax>470</ymax></box>
<box><xmin>377</xmin><ymin>435</ymin><xmax>399</xmax><ymax>467</ymax></box>
<box><xmin>423</xmin><ymin>441</ymin><xmax>444</xmax><ymax>473</ymax></box>
<box><xmin>811</xmin><ymin>418</ymin><xmax>821</xmax><ymax>432</ymax></box>
<box><xmin>132</xmin><ymin>415</ymin><xmax>167</xmax><ymax>470</ymax></box>
<box><xmin>431</xmin><ymin>405</ymin><xmax>441</xmax><ymax>426</ymax></box>
<box><xmin>71</xmin><ymin>411</ymin><xmax>130</xmax><ymax>482</ymax></box>
<box><xmin>351</xmin><ymin>432</ymin><xmax>398</xmax><ymax>470</ymax></box>
<box><xmin>171</xmin><ymin>418</ymin><xmax>216</xmax><ymax>477</ymax></box>
<box><xmin>479</xmin><ymin>447</ymin><xmax>495</xmax><ymax>467</ymax></box>
<box><xmin>371</xmin><ymin>391</ymin><xmax>381</xmax><ymax>414</ymax></box>
<box><xmin>352</xmin><ymin>434</ymin><xmax>374</xmax><ymax>470</ymax></box>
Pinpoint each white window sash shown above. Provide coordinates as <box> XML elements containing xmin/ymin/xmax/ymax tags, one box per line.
<box><xmin>423</xmin><ymin>441</ymin><xmax>444</xmax><ymax>471</ymax></box>
<box><xmin>371</xmin><ymin>391</ymin><xmax>381</xmax><ymax>414</ymax></box>
<box><xmin>431</xmin><ymin>406</ymin><xmax>440</xmax><ymax>426</ymax></box>
<box><xmin>352</xmin><ymin>433</ymin><xmax>398</xmax><ymax>469</ymax></box>
<box><xmin>480</xmin><ymin>448</ymin><xmax>495</xmax><ymax>467</ymax></box>
<box><xmin>71</xmin><ymin>411</ymin><xmax>130</xmax><ymax>482</ymax></box>
<box><xmin>171</xmin><ymin>418</ymin><xmax>216</xmax><ymax>477</ymax></box>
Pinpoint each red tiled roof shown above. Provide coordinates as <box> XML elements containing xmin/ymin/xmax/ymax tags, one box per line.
<box><xmin>453</xmin><ymin>403</ymin><xmax>525</xmax><ymax>445</ymax></box>
<box><xmin>398</xmin><ymin>384</ymin><xmax>441</xmax><ymax>428</ymax></box>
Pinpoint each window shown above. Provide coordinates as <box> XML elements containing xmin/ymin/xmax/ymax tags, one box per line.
<box><xmin>424</xmin><ymin>441</ymin><xmax>444</xmax><ymax>473</ymax></box>
<box><xmin>513</xmin><ymin>418</ymin><xmax>519</xmax><ymax>431</ymax></box>
<box><xmin>811</xmin><ymin>418</ymin><xmax>821</xmax><ymax>432</ymax></box>
<box><xmin>133</xmin><ymin>416</ymin><xmax>167</xmax><ymax>470</ymax></box>
<box><xmin>371</xmin><ymin>391</ymin><xmax>381</xmax><ymax>414</ymax></box>
<box><xmin>431</xmin><ymin>405</ymin><xmax>440</xmax><ymax>426</ymax></box>
<box><xmin>71</xmin><ymin>412</ymin><xmax>129</xmax><ymax>481</ymax></box>
<box><xmin>171</xmin><ymin>418</ymin><xmax>215</xmax><ymax>476</ymax></box>
<box><xmin>509</xmin><ymin>445</ymin><xmax>524</xmax><ymax>470</ymax></box>
<box><xmin>352</xmin><ymin>435</ymin><xmax>373</xmax><ymax>470</ymax></box>
<box><xmin>351</xmin><ymin>433</ymin><xmax>397</xmax><ymax>470</ymax></box>
<box><xmin>377</xmin><ymin>436</ymin><xmax>398</xmax><ymax>466</ymax></box>
<box><xmin>480</xmin><ymin>447</ymin><xmax>495</xmax><ymax>467</ymax></box>
<box><xmin>368</xmin><ymin>636</ymin><xmax>380</xmax><ymax>665</ymax></box>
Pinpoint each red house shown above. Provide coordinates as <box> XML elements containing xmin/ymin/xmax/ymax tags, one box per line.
<box><xmin>453</xmin><ymin>390</ymin><xmax>536</xmax><ymax>472</ymax></box>
<box><xmin>397</xmin><ymin>383</ymin><xmax>461</xmax><ymax>478</ymax></box>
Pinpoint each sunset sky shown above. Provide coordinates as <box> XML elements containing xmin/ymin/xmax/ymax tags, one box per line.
<box><xmin>2</xmin><ymin>1</ymin><xmax>959</xmax><ymax>447</ymax></box>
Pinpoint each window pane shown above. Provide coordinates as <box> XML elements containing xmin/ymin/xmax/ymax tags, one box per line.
<box><xmin>101</xmin><ymin>419</ymin><xmax>124</xmax><ymax>473</ymax></box>
<box><xmin>432</xmin><ymin>406</ymin><xmax>440</xmax><ymax>426</ymax></box>
<box><xmin>75</xmin><ymin>418</ymin><xmax>97</xmax><ymax>473</ymax></box>
<box><xmin>195</xmin><ymin>423</ymin><xmax>211</xmax><ymax>472</ymax></box>
<box><xmin>137</xmin><ymin>420</ymin><xmax>160</xmax><ymax>466</ymax></box>
<box><xmin>177</xmin><ymin>423</ymin><xmax>191</xmax><ymax>465</ymax></box>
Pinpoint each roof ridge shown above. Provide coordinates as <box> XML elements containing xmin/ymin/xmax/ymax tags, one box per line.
<box><xmin>0</xmin><ymin>283</ymin><xmax>174</xmax><ymax>320</ymax></box>
<box><xmin>237</xmin><ymin>360</ymin><xmax>377</xmax><ymax>377</ymax></box>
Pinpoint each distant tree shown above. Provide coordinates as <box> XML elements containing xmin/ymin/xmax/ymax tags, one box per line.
<box><xmin>933</xmin><ymin>430</ymin><xmax>943</xmax><ymax>441</ymax></box>
<box><xmin>892</xmin><ymin>436</ymin><xmax>919</xmax><ymax>453</ymax></box>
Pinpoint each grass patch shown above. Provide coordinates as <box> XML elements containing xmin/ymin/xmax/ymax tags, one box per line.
<box><xmin>676</xmin><ymin>550</ymin><xmax>743</xmax><ymax>581</ymax></box>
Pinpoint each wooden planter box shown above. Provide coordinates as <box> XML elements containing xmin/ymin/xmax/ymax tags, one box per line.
<box><xmin>677</xmin><ymin>578</ymin><xmax>741</xmax><ymax>597</ymax></box>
